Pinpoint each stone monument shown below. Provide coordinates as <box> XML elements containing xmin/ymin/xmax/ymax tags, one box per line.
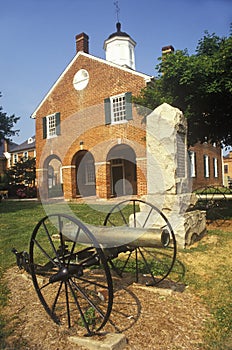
<box><xmin>134</xmin><ymin>103</ymin><xmax>206</xmax><ymax>248</ymax></box>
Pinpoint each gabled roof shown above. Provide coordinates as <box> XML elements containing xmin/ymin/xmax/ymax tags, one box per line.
<box><xmin>9</xmin><ymin>136</ymin><xmax>35</xmax><ymax>153</ymax></box>
<box><xmin>31</xmin><ymin>51</ymin><xmax>153</xmax><ymax>119</ymax></box>
<box><xmin>0</xmin><ymin>140</ymin><xmax>18</xmax><ymax>158</ymax></box>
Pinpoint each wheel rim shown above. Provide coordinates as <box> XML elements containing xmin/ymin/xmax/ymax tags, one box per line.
<box><xmin>104</xmin><ymin>199</ymin><xmax>177</xmax><ymax>286</ymax></box>
<box><xmin>195</xmin><ymin>186</ymin><xmax>228</xmax><ymax>225</ymax></box>
<box><xmin>29</xmin><ymin>213</ymin><xmax>113</xmax><ymax>335</ymax></box>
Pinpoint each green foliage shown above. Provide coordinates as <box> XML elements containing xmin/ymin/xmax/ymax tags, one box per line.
<box><xmin>5</xmin><ymin>157</ymin><xmax>36</xmax><ymax>187</ymax></box>
<box><xmin>134</xmin><ymin>29</ymin><xmax>232</xmax><ymax>146</ymax></box>
<box><xmin>0</xmin><ymin>93</ymin><xmax>20</xmax><ymax>145</ymax></box>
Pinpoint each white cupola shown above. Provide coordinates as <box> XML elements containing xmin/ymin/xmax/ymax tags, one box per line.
<box><xmin>103</xmin><ymin>22</ymin><xmax>136</xmax><ymax>70</ymax></box>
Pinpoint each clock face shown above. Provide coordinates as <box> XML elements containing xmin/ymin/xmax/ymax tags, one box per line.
<box><xmin>73</xmin><ymin>69</ymin><xmax>89</xmax><ymax>90</ymax></box>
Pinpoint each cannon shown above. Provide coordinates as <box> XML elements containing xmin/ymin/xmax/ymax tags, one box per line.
<box><xmin>12</xmin><ymin>199</ymin><xmax>177</xmax><ymax>336</ymax></box>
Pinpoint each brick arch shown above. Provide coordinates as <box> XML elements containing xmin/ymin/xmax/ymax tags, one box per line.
<box><xmin>106</xmin><ymin>143</ymin><xmax>137</xmax><ymax>197</ymax></box>
<box><xmin>37</xmin><ymin>154</ymin><xmax>63</xmax><ymax>199</ymax></box>
<box><xmin>43</xmin><ymin>154</ymin><xmax>62</xmax><ymax>168</ymax></box>
<box><xmin>71</xmin><ymin>150</ymin><xmax>96</xmax><ymax>197</ymax></box>
<box><xmin>62</xmin><ymin>123</ymin><xmax>146</xmax><ymax>165</ymax></box>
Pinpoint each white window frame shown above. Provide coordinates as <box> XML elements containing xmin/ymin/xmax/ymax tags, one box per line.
<box><xmin>213</xmin><ymin>158</ymin><xmax>218</xmax><ymax>178</ymax></box>
<box><xmin>204</xmin><ymin>155</ymin><xmax>210</xmax><ymax>178</ymax></box>
<box><xmin>189</xmin><ymin>151</ymin><xmax>196</xmax><ymax>178</ymax></box>
<box><xmin>110</xmin><ymin>93</ymin><xmax>127</xmax><ymax>124</ymax></box>
<box><xmin>47</xmin><ymin>114</ymin><xmax>57</xmax><ymax>139</ymax></box>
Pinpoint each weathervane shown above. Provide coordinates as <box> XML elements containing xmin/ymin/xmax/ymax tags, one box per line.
<box><xmin>114</xmin><ymin>1</ymin><xmax>120</xmax><ymax>22</ymax></box>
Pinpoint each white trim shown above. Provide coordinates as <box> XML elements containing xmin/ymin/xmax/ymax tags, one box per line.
<box><xmin>31</xmin><ymin>52</ymin><xmax>153</xmax><ymax>119</ymax></box>
<box><xmin>136</xmin><ymin>157</ymin><xmax>147</xmax><ymax>161</ymax></box>
<box><xmin>62</xmin><ymin>165</ymin><xmax>76</xmax><ymax>169</ymax></box>
<box><xmin>36</xmin><ymin>168</ymin><xmax>48</xmax><ymax>172</ymax></box>
<box><xmin>95</xmin><ymin>161</ymin><xmax>110</xmax><ymax>166</ymax></box>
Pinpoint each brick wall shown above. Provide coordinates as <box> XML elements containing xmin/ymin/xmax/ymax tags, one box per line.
<box><xmin>35</xmin><ymin>53</ymin><xmax>148</xmax><ymax>199</ymax></box>
<box><xmin>189</xmin><ymin>142</ymin><xmax>223</xmax><ymax>190</ymax></box>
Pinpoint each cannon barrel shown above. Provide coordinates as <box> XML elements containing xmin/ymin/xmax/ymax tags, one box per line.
<box><xmin>62</xmin><ymin>224</ymin><xmax>171</xmax><ymax>248</ymax></box>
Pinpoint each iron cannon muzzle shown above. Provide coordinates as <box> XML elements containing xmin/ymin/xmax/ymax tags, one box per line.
<box><xmin>161</xmin><ymin>229</ymin><xmax>170</xmax><ymax>247</ymax></box>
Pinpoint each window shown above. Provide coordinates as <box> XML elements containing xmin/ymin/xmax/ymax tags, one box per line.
<box><xmin>43</xmin><ymin>112</ymin><xmax>61</xmax><ymax>139</ymax></box>
<box><xmin>73</xmin><ymin>69</ymin><xmax>89</xmax><ymax>90</ymax></box>
<box><xmin>224</xmin><ymin>164</ymin><xmax>228</xmax><ymax>174</ymax></box>
<box><xmin>104</xmin><ymin>92</ymin><xmax>132</xmax><ymax>125</ymax></box>
<box><xmin>13</xmin><ymin>153</ymin><xmax>18</xmax><ymax>164</ymax></box>
<box><xmin>189</xmin><ymin>151</ymin><xmax>196</xmax><ymax>177</ymax></box>
<box><xmin>85</xmin><ymin>161</ymin><xmax>95</xmax><ymax>184</ymax></box>
<box><xmin>23</xmin><ymin>151</ymin><xmax>28</xmax><ymax>160</ymax></box>
<box><xmin>111</xmin><ymin>95</ymin><xmax>126</xmax><ymax>123</ymax></box>
<box><xmin>213</xmin><ymin>158</ymin><xmax>218</xmax><ymax>178</ymax></box>
<box><xmin>204</xmin><ymin>155</ymin><xmax>210</xmax><ymax>178</ymax></box>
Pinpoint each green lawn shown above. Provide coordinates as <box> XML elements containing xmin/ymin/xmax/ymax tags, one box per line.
<box><xmin>0</xmin><ymin>200</ymin><xmax>232</xmax><ymax>349</ymax></box>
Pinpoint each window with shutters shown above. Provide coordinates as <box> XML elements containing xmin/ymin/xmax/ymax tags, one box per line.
<box><xmin>43</xmin><ymin>113</ymin><xmax>61</xmax><ymax>139</ymax></box>
<box><xmin>104</xmin><ymin>92</ymin><xmax>132</xmax><ymax>125</ymax></box>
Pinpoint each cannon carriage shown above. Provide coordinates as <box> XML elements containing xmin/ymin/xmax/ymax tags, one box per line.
<box><xmin>12</xmin><ymin>199</ymin><xmax>177</xmax><ymax>336</ymax></box>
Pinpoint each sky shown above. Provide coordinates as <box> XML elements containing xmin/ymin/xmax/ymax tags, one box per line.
<box><xmin>0</xmin><ymin>0</ymin><xmax>231</xmax><ymax>145</ymax></box>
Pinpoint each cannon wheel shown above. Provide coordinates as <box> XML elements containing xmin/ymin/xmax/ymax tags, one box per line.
<box><xmin>104</xmin><ymin>199</ymin><xmax>177</xmax><ymax>286</ymax></box>
<box><xmin>194</xmin><ymin>186</ymin><xmax>229</xmax><ymax>225</ymax></box>
<box><xmin>29</xmin><ymin>213</ymin><xmax>113</xmax><ymax>335</ymax></box>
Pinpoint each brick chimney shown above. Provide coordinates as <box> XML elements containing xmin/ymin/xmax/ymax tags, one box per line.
<box><xmin>76</xmin><ymin>33</ymin><xmax>89</xmax><ymax>54</ymax></box>
<box><xmin>162</xmin><ymin>45</ymin><xmax>175</xmax><ymax>55</ymax></box>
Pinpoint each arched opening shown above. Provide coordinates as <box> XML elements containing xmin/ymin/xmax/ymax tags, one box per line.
<box><xmin>75</xmin><ymin>150</ymin><xmax>96</xmax><ymax>197</ymax></box>
<box><xmin>107</xmin><ymin>144</ymin><xmax>137</xmax><ymax>197</ymax></box>
<box><xmin>43</xmin><ymin>156</ymin><xmax>63</xmax><ymax>198</ymax></box>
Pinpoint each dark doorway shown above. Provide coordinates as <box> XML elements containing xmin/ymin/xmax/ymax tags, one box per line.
<box><xmin>111</xmin><ymin>161</ymin><xmax>124</xmax><ymax>196</ymax></box>
<box><xmin>75</xmin><ymin>151</ymin><xmax>96</xmax><ymax>197</ymax></box>
<box><xmin>107</xmin><ymin>144</ymin><xmax>137</xmax><ymax>197</ymax></box>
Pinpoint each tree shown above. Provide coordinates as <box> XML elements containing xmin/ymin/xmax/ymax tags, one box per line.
<box><xmin>0</xmin><ymin>92</ymin><xmax>20</xmax><ymax>145</ymax></box>
<box><xmin>6</xmin><ymin>157</ymin><xmax>36</xmax><ymax>187</ymax></box>
<box><xmin>134</xmin><ymin>30</ymin><xmax>232</xmax><ymax>146</ymax></box>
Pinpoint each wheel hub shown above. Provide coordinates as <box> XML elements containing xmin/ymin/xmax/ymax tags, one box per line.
<box><xmin>49</xmin><ymin>265</ymin><xmax>83</xmax><ymax>283</ymax></box>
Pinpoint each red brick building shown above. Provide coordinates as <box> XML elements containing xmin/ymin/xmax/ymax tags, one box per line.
<box><xmin>189</xmin><ymin>142</ymin><xmax>223</xmax><ymax>191</ymax></box>
<box><xmin>32</xmin><ymin>23</ymin><xmax>223</xmax><ymax>200</ymax></box>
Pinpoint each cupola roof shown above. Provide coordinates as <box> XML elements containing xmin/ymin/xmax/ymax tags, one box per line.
<box><xmin>107</xmin><ymin>22</ymin><xmax>131</xmax><ymax>40</ymax></box>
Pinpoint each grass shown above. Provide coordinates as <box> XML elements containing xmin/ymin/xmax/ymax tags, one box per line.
<box><xmin>0</xmin><ymin>200</ymin><xmax>232</xmax><ymax>349</ymax></box>
<box><xmin>179</xmin><ymin>229</ymin><xmax>232</xmax><ymax>349</ymax></box>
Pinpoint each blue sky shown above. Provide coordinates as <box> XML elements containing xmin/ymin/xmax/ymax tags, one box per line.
<box><xmin>1</xmin><ymin>0</ymin><xmax>231</xmax><ymax>144</ymax></box>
